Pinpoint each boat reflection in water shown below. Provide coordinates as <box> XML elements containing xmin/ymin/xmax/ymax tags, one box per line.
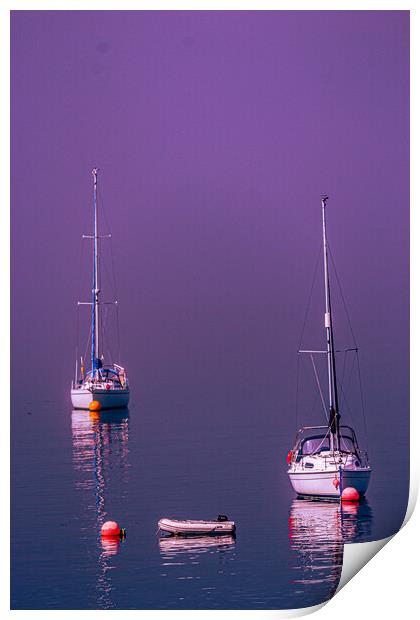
<box><xmin>71</xmin><ymin>409</ymin><xmax>130</xmax><ymax>609</ymax></box>
<box><xmin>288</xmin><ymin>498</ymin><xmax>372</xmax><ymax>605</ymax></box>
<box><xmin>159</xmin><ymin>535</ymin><xmax>236</xmax><ymax>556</ymax></box>
<box><xmin>159</xmin><ymin>534</ymin><xmax>236</xmax><ymax>583</ymax></box>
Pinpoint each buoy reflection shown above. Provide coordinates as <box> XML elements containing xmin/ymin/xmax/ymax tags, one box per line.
<box><xmin>341</xmin><ymin>498</ymin><xmax>373</xmax><ymax>543</ymax></box>
<box><xmin>288</xmin><ymin>498</ymin><xmax>372</xmax><ymax>602</ymax></box>
<box><xmin>71</xmin><ymin>408</ymin><xmax>130</xmax><ymax>609</ymax></box>
<box><xmin>101</xmin><ymin>536</ymin><xmax>121</xmax><ymax>557</ymax></box>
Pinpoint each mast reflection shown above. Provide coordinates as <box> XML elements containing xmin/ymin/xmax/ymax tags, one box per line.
<box><xmin>71</xmin><ymin>409</ymin><xmax>130</xmax><ymax>609</ymax></box>
<box><xmin>288</xmin><ymin>498</ymin><xmax>372</xmax><ymax>602</ymax></box>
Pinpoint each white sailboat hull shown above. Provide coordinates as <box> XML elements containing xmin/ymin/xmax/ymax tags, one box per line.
<box><xmin>71</xmin><ymin>388</ymin><xmax>130</xmax><ymax>410</ymax></box>
<box><xmin>288</xmin><ymin>468</ymin><xmax>371</xmax><ymax>499</ymax></box>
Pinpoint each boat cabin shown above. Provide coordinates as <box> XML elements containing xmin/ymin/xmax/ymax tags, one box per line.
<box><xmin>292</xmin><ymin>425</ymin><xmax>363</xmax><ymax>461</ymax></box>
<box><xmin>78</xmin><ymin>366</ymin><xmax>127</xmax><ymax>388</ymax></box>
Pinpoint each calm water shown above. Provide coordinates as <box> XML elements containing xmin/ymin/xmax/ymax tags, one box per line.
<box><xmin>11</xmin><ymin>9</ymin><xmax>409</xmax><ymax>610</ymax></box>
<box><xmin>11</xmin><ymin>385</ymin><xmax>407</xmax><ymax>610</ymax></box>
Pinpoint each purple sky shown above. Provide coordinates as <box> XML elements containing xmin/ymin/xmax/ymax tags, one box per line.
<box><xmin>11</xmin><ymin>11</ymin><xmax>409</xmax><ymax>450</ymax></box>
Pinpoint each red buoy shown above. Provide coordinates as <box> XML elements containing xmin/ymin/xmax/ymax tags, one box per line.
<box><xmin>341</xmin><ymin>487</ymin><xmax>360</xmax><ymax>502</ymax></box>
<box><xmin>101</xmin><ymin>521</ymin><xmax>121</xmax><ymax>537</ymax></box>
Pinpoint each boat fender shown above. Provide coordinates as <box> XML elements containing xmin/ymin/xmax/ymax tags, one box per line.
<box><xmin>286</xmin><ymin>450</ymin><xmax>294</xmax><ymax>465</ymax></box>
<box><xmin>106</xmin><ymin>383</ymin><xmax>111</xmax><ymax>390</ymax></box>
<box><xmin>333</xmin><ymin>477</ymin><xmax>340</xmax><ymax>489</ymax></box>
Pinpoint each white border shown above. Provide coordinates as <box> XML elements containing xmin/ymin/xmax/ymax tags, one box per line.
<box><xmin>3</xmin><ymin>2</ymin><xmax>417</xmax><ymax>618</ymax></box>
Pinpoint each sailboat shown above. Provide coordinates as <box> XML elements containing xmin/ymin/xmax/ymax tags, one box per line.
<box><xmin>71</xmin><ymin>168</ymin><xmax>130</xmax><ymax>410</ymax></box>
<box><xmin>287</xmin><ymin>195</ymin><xmax>371</xmax><ymax>499</ymax></box>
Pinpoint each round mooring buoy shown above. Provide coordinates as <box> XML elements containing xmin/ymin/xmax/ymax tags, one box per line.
<box><xmin>89</xmin><ymin>400</ymin><xmax>101</xmax><ymax>412</ymax></box>
<box><xmin>341</xmin><ymin>487</ymin><xmax>360</xmax><ymax>502</ymax></box>
<box><xmin>101</xmin><ymin>521</ymin><xmax>122</xmax><ymax>537</ymax></box>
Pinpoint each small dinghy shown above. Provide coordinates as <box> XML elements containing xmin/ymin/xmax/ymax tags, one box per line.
<box><xmin>158</xmin><ymin>515</ymin><xmax>235</xmax><ymax>536</ymax></box>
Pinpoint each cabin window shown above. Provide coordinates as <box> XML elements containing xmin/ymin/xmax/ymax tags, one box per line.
<box><xmin>339</xmin><ymin>435</ymin><xmax>356</xmax><ymax>453</ymax></box>
<box><xmin>300</xmin><ymin>436</ymin><xmax>330</xmax><ymax>456</ymax></box>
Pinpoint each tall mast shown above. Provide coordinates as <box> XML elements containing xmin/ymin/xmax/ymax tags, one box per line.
<box><xmin>321</xmin><ymin>195</ymin><xmax>340</xmax><ymax>451</ymax></box>
<box><xmin>91</xmin><ymin>168</ymin><xmax>100</xmax><ymax>374</ymax></box>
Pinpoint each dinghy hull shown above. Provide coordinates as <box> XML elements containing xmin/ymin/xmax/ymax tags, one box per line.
<box><xmin>158</xmin><ymin>518</ymin><xmax>236</xmax><ymax>536</ymax></box>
